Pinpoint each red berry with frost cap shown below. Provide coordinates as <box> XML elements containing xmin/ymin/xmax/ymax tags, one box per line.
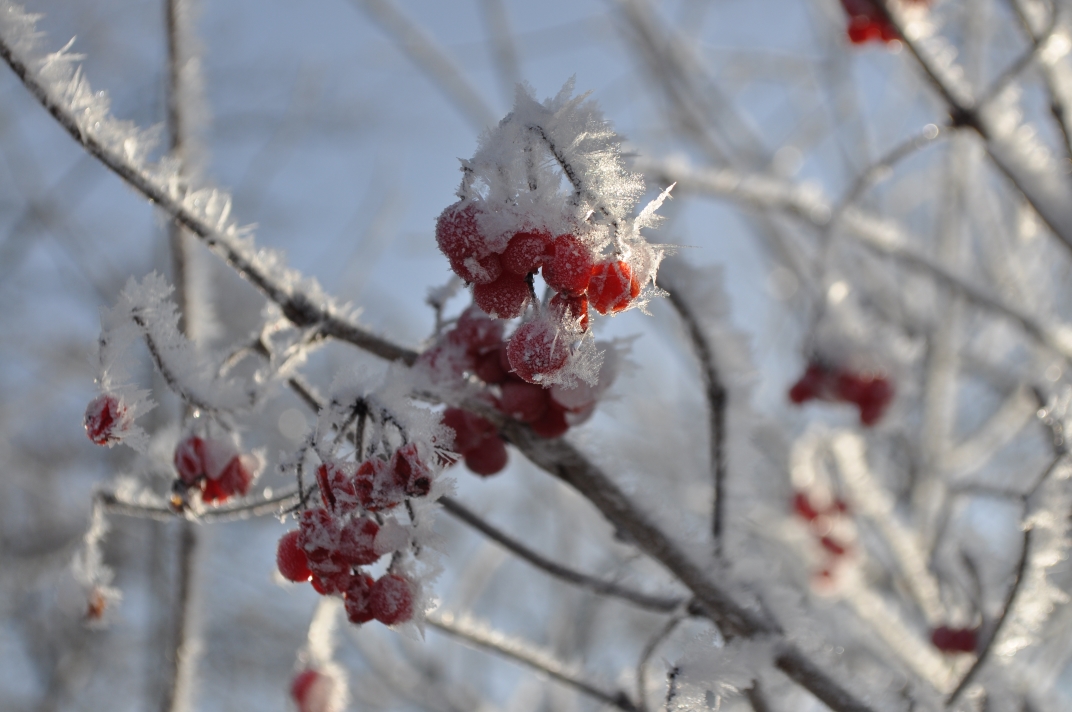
<box><xmin>549</xmin><ymin>292</ymin><xmax>589</xmax><ymax>332</ymax></box>
<box><xmin>464</xmin><ymin>434</ymin><xmax>508</xmax><ymax>476</ymax></box>
<box><xmin>390</xmin><ymin>443</ymin><xmax>433</xmax><ymax>497</ymax></box>
<box><xmin>345</xmin><ymin>573</ymin><xmax>376</xmax><ymax>625</ymax></box>
<box><xmin>506</xmin><ymin>319</ymin><xmax>569</xmax><ymax>384</ymax></box>
<box><xmin>453</xmin><ymin>306</ymin><xmax>504</xmax><ymax>355</ymax></box>
<box><xmin>542</xmin><ymin>234</ymin><xmax>593</xmax><ymax>295</ymax></box>
<box><xmin>338</xmin><ymin>517</ymin><xmax>380</xmax><ymax>566</ymax></box>
<box><xmin>370</xmin><ymin>573</ymin><xmax>415</xmax><ymax>625</ymax></box>
<box><xmin>298</xmin><ymin>507</ymin><xmax>339</xmax><ymax>564</ymax></box>
<box><xmin>84</xmin><ymin>393</ymin><xmax>129</xmax><ymax>446</ymax></box>
<box><xmin>502</xmin><ymin>230</ymin><xmax>552</xmax><ymax>275</ymax></box>
<box><xmin>473</xmin><ymin>272</ymin><xmax>530</xmax><ymax>319</ymax></box>
<box><xmin>441</xmin><ymin>407</ymin><xmax>497</xmax><ymax>454</ymax></box>
<box><xmin>436</xmin><ymin>202</ymin><xmax>502</xmax><ymax>284</ymax></box>
<box><xmin>309</xmin><ymin>554</ymin><xmax>353</xmax><ymax>595</ymax></box>
<box><xmin>589</xmin><ymin>259</ymin><xmax>641</xmax><ymax>315</ymax></box>
<box><xmin>276</xmin><ymin>530</ymin><xmax>312</xmax><ymax>582</ymax></box>
<box><xmin>354</xmin><ymin>457</ymin><xmax>403</xmax><ymax>511</ymax></box>
<box><xmin>173</xmin><ymin>435</ymin><xmax>206</xmax><ymax>486</ymax></box>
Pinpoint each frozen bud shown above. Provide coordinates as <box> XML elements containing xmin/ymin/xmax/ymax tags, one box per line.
<box><xmin>84</xmin><ymin>394</ymin><xmax>131</xmax><ymax>446</ymax></box>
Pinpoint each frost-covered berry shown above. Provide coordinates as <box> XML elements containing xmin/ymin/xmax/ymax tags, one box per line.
<box><xmin>369</xmin><ymin>573</ymin><xmax>415</xmax><ymax>625</ymax></box>
<box><xmin>338</xmin><ymin>517</ymin><xmax>380</xmax><ymax>566</ymax></box>
<box><xmin>299</xmin><ymin>508</ymin><xmax>339</xmax><ymax>564</ymax></box>
<box><xmin>173</xmin><ymin>435</ymin><xmax>206</xmax><ymax>486</ymax></box>
<box><xmin>84</xmin><ymin>393</ymin><xmax>129</xmax><ymax>446</ymax></box>
<box><xmin>836</xmin><ymin>372</ymin><xmax>893</xmax><ymax>426</ymax></box>
<box><xmin>354</xmin><ymin>457</ymin><xmax>403</xmax><ymax>511</ymax></box>
<box><xmin>788</xmin><ymin>364</ymin><xmax>827</xmax><ymax>403</ymax></box>
<box><xmin>309</xmin><ymin>554</ymin><xmax>353</xmax><ymax>596</ymax></box>
<box><xmin>317</xmin><ymin>462</ymin><xmax>360</xmax><ymax>514</ymax></box>
<box><xmin>542</xmin><ymin>234</ymin><xmax>593</xmax><ymax>295</ymax></box>
<box><xmin>502</xmin><ymin>230</ymin><xmax>552</xmax><ymax>275</ymax></box>
<box><xmin>277</xmin><ymin>530</ymin><xmax>312</xmax><ymax>582</ymax></box>
<box><xmin>589</xmin><ymin>260</ymin><xmax>640</xmax><ymax>315</ymax></box>
<box><xmin>290</xmin><ymin>668</ymin><xmax>338</xmax><ymax>712</ymax></box>
<box><xmin>500</xmin><ymin>381</ymin><xmax>549</xmax><ymax>423</ymax></box>
<box><xmin>464</xmin><ymin>435</ymin><xmax>508</xmax><ymax>476</ymax></box>
<box><xmin>390</xmin><ymin>443</ymin><xmax>433</xmax><ymax>497</ymax></box>
<box><xmin>435</xmin><ymin>202</ymin><xmax>502</xmax><ymax>284</ymax></box>
<box><xmin>473</xmin><ymin>272</ymin><xmax>530</xmax><ymax>319</ymax></box>
<box><xmin>506</xmin><ymin>319</ymin><xmax>569</xmax><ymax>384</ymax></box>
<box><xmin>549</xmin><ymin>292</ymin><xmax>589</xmax><ymax>332</ymax></box>
<box><xmin>453</xmin><ymin>306</ymin><xmax>504</xmax><ymax>354</ymax></box>
<box><xmin>345</xmin><ymin>573</ymin><xmax>376</xmax><ymax>625</ymax></box>
<box><xmin>474</xmin><ymin>347</ymin><xmax>508</xmax><ymax>384</ymax></box>
<box><xmin>931</xmin><ymin>626</ymin><xmax>977</xmax><ymax>654</ymax></box>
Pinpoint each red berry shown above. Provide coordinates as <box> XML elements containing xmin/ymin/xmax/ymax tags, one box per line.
<box><xmin>931</xmin><ymin>626</ymin><xmax>977</xmax><ymax>653</ymax></box>
<box><xmin>369</xmin><ymin>573</ymin><xmax>415</xmax><ymax>625</ymax></box>
<box><xmin>317</xmin><ymin>462</ymin><xmax>361</xmax><ymax>514</ymax></box>
<box><xmin>500</xmin><ymin>381</ymin><xmax>550</xmax><ymax>423</ymax></box>
<box><xmin>530</xmin><ymin>402</ymin><xmax>569</xmax><ymax>439</ymax></box>
<box><xmin>277</xmin><ymin>530</ymin><xmax>312</xmax><ymax>582</ymax></box>
<box><xmin>464</xmin><ymin>435</ymin><xmax>508</xmax><ymax>476</ymax></box>
<box><xmin>309</xmin><ymin>554</ymin><xmax>353</xmax><ymax>595</ymax></box>
<box><xmin>299</xmin><ymin>508</ymin><xmax>339</xmax><ymax>564</ymax></box>
<box><xmin>217</xmin><ymin>455</ymin><xmax>254</xmax><ymax>498</ymax></box>
<box><xmin>473</xmin><ymin>272</ymin><xmax>530</xmax><ymax>319</ymax></box>
<box><xmin>474</xmin><ymin>347</ymin><xmax>508</xmax><ymax>384</ymax></box>
<box><xmin>84</xmin><ymin>394</ymin><xmax>128</xmax><ymax>446</ymax></box>
<box><xmin>789</xmin><ymin>364</ymin><xmax>828</xmax><ymax>404</ymax></box>
<box><xmin>291</xmin><ymin>668</ymin><xmax>336</xmax><ymax>712</ymax></box>
<box><xmin>542</xmin><ymin>234</ymin><xmax>593</xmax><ymax>295</ymax></box>
<box><xmin>506</xmin><ymin>319</ymin><xmax>569</xmax><ymax>384</ymax></box>
<box><xmin>453</xmin><ymin>306</ymin><xmax>505</xmax><ymax>354</ymax></box>
<box><xmin>354</xmin><ymin>457</ymin><xmax>403</xmax><ymax>511</ymax></box>
<box><xmin>345</xmin><ymin>573</ymin><xmax>376</xmax><ymax>625</ymax></box>
<box><xmin>441</xmin><ymin>407</ymin><xmax>497</xmax><ymax>454</ymax></box>
<box><xmin>435</xmin><ymin>202</ymin><xmax>501</xmax><ymax>284</ymax></box>
<box><xmin>390</xmin><ymin>443</ymin><xmax>433</xmax><ymax>497</ymax></box>
<box><xmin>502</xmin><ymin>230</ymin><xmax>553</xmax><ymax>275</ymax></box>
<box><xmin>338</xmin><ymin>517</ymin><xmax>381</xmax><ymax>566</ymax></box>
<box><xmin>173</xmin><ymin>435</ymin><xmax>206</xmax><ymax>486</ymax></box>
<box><xmin>549</xmin><ymin>292</ymin><xmax>589</xmax><ymax>332</ymax></box>
<box><xmin>793</xmin><ymin>491</ymin><xmax>821</xmax><ymax>521</ymax></box>
<box><xmin>589</xmin><ymin>260</ymin><xmax>641</xmax><ymax>315</ymax></box>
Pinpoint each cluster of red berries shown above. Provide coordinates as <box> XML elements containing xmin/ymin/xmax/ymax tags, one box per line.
<box><xmin>930</xmin><ymin>625</ymin><xmax>978</xmax><ymax>654</ymax></box>
<box><xmin>792</xmin><ymin>490</ymin><xmax>855</xmax><ymax>587</ymax></box>
<box><xmin>84</xmin><ymin>393</ymin><xmax>132</xmax><ymax>446</ymax></box>
<box><xmin>173</xmin><ymin>434</ymin><xmax>258</xmax><ymax>504</ymax></box>
<box><xmin>788</xmin><ymin>361</ymin><xmax>894</xmax><ymax>426</ymax></box>
<box><xmin>840</xmin><ymin>0</ymin><xmax>927</xmax><ymax>45</ymax></box>
<box><xmin>276</xmin><ymin>444</ymin><xmax>432</xmax><ymax>626</ymax></box>
<box><xmin>434</xmin><ymin>201</ymin><xmax>642</xmax><ymax>384</ymax></box>
<box><xmin>290</xmin><ymin>667</ymin><xmax>339</xmax><ymax>712</ymax></box>
<box><xmin>420</xmin><ymin>307</ymin><xmax>609</xmax><ymax>476</ymax></box>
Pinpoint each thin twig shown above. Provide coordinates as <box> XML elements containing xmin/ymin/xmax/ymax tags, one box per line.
<box><xmin>636</xmin><ymin>614</ymin><xmax>686</xmax><ymax>712</ymax></box>
<box><xmin>745</xmin><ymin>679</ymin><xmax>774</xmax><ymax>712</ymax></box>
<box><xmin>426</xmin><ymin>610</ymin><xmax>640</xmax><ymax>712</ymax></box>
<box><xmin>947</xmin><ymin>529</ymin><xmax>1033</xmax><ymax>706</ymax></box>
<box><xmin>664</xmin><ymin>284</ymin><xmax>728</xmax><ymax>556</ymax></box>
<box><xmin>441</xmin><ymin>496</ymin><xmax>685</xmax><ymax>613</ymax></box>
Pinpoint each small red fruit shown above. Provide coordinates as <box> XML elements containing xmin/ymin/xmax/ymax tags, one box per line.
<box><xmin>500</xmin><ymin>381</ymin><xmax>550</xmax><ymax>423</ymax></box>
<box><xmin>173</xmin><ymin>435</ymin><xmax>206</xmax><ymax>486</ymax></box>
<box><xmin>435</xmin><ymin>202</ymin><xmax>501</xmax><ymax>284</ymax></box>
<box><xmin>506</xmin><ymin>319</ymin><xmax>569</xmax><ymax>384</ymax></box>
<box><xmin>473</xmin><ymin>272</ymin><xmax>530</xmax><ymax>319</ymax></box>
<box><xmin>338</xmin><ymin>517</ymin><xmax>381</xmax><ymax>566</ymax></box>
<box><xmin>589</xmin><ymin>260</ymin><xmax>641</xmax><ymax>315</ymax></box>
<box><xmin>299</xmin><ymin>508</ymin><xmax>339</xmax><ymax>564</ymax></box>
<box><xmin>441</xmin><ymin>407</ymin><xmax>497</xmax><ymax>454</ymax></box>
<box><xmin>502</xmin><ymin>230</ymin><xmax>552</xmax><ymax>275</ymax></box>
<box><xmin>390</xmin><ymin>443</ymin><xmax>433</xmax><ymax>497</ymax></box>
<box><xmin>788</xmin><ymin>364</ymin><xmax>827</xmax><ymax>404</ymax></box>
<box><xmin>345</xmin><ymin>573</ymin><xmax>376</xmax><ymax>625</ymax></box>
<box><xmin>354</xmin><ymin>457</ymin><xmax>403</xmax><ymax>511</ymax></box>
<box><xmin>931</xmin><ymin>626</ymin><xmax>977</xmax><ymax>654</ymax></box>
<box><xmin>453</xmin><ymin>306</ymin><xmax>505</xmax><ymax>354</ymax></box>
<box><xmin>290</xmin><ymin>668</ymin><xmax>337</xmax><ymax>712</ymax></box>
<box><xmin>793</xmin><ymin>491</ymin><xmax>821</xmax><ymax>521</ymax></box>
<box><xmin>474</xmin><ymin>347</ymin><xmax>508</xmax><ymax>384</ymax></box>
<box><xmin>277</xmin><ymin>530</ymin><xmax>312</xmax><ymax>582</ymax></box>
<box><xmin>84</xmin><ymin>393</ymin><xmax>128</xmax><ymax>446</ymax></box>
<box><xmin>530</xmin><ymin>402</ymin><xmax>570</xmax><ymax>439</ymax></box>
<box><xmin>309</xmin><ymin>554</ymin><xmax>353</xmax><ymax>596</ymax></box>
<box><xmin>369</xmin><ymin>573</ymin><xmax>415</xmax><ymax>625</ymax></box>
<box><xmin>820</xmin><ymin>535</ymin><xmax>848</xmax><ymax>557</ymax></box>
<box><xmin>464</xmin><ymin>435</ymin><xmax>508</xmax><ymax>476</ymax></box>
<box><xmin>549</xmin><ymin>292</ymin><xmax>589</xmax><ymax>332</ymax></box>
<box><xmin>542</xmin><ymin>234</ymin><xmax>593</xmax><ymax>295</ymax></box>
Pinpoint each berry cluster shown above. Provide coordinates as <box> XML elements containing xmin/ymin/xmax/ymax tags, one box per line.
<box><xmin>276</xmin><ymin>444</ymin><xmax>433</xmax><ymax>626</ymax></box>
<box><xmin>788</xmin><ymin>361</ymin><xmax>893</xmax><ymax>426</ymax></box>
<box><xmin>420</xmin><ymin>307</ymin><xmax>615</xmax><ymax>476</ymax></box>
<box><xmin>930</xmin><ymin>625</ymin><xmax>978</xmax><ymax>654</ymax></box>
<box><xmin>435</xmin><ymin>200</ymin><xmax>644</xmax><ymax>385</ymax></box>
<box><xmin>84</xmin><ymin>393</ymin><xmax>132</xmax><ymax>446</ymax></box>
<box><xmin>792</xmin><ymin>490</ymin><xmax>855</xmax><ymax>588</ymax></box>
<box><xmin>172</xmin><ymin>434</ymin><xmax>259</xmax><ymax>505</ymax></box>
<box><xmin>840</xmin><ymin>0</ymin><xmax>927</xmax><ymax>45</ymax></box>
